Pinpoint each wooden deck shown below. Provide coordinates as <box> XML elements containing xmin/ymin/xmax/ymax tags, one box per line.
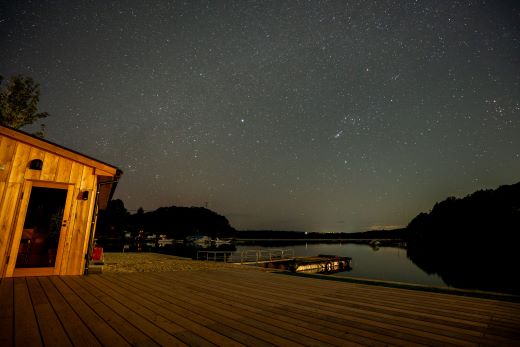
<box><xmin>1</xmin><ymin>268</ymin><xmax>520</xmax><ymax>346</ymax></box>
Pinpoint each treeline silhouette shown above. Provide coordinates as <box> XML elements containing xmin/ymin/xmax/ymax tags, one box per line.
<box><xmin>96</xmin><ymin>200</ymin><xmax>235</xmax><ymax>244</ymax></box>
<box><xmin>234</xmin><ymin>229</ymin><xmax>407</xmax><ymax>240</ymax></box>
<box><xmin>406</xmin><ymin>181</ymin><xmax>520</xmax><ymax>293</ymax></box>
<box><xmin>97</xmin><ymin>200</ymin><xmax>408</xmax><ymax>243</ymax></box>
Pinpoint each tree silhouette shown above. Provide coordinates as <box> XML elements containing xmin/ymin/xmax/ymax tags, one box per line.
<box><xmin>96</xmin><ymin>199</ymin><xmax>129</xmax><ymax>239</ymax></box>
<box><xmin>406</xmin><ymin>182</ymin><xmax>520</xmax><ymax>293</ymax></box>
<box><xmin>0</xmin><ymin>75</ymin><xmax>49</xmax><ymax>137</ymax></box>
<box><xmin>129</xmin><ymin>206</ymin><xmax>235</xmax><ymax>240</ymax></box>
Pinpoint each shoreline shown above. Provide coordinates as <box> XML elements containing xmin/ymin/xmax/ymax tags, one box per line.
<box><xmin>101</xmin><ymin>252</ymin><xmax>520</xmax><ymax>302</ymax></box>
<box><xmin>102</xmin><ymin>252</ymin><xmax>257</xmax><ymax>273</ymax></box>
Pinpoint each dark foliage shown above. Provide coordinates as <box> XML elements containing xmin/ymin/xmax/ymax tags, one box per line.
<box><xmin>0</xmin><ymin>75</ymin><xmax>49</xmax><ymax>136</ymax></box>
<box><xmin>406</xmin><ymin>182</ymin><xmax>520</xmax><ymax>293</ymax></box>
<box><xmin>127</xmin><ymin>205</ymin><xmax>235</xmax><ymax>239</ymax></box>
<box><xmin>96</xmin><ymin>200</ymin><xmax>235</xmax><ymax>242</ymax></box>
<box><xmin>96</xmin><ymin>199</ymin><xmax>129</xmax><ymax>239</ymax></box>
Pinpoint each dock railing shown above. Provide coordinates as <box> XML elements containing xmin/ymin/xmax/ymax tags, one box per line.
<box><xmin>239</xmin><ymin>248</ymin><xmax>294</xmax><ymax>263</ymax></box>
<box><xmin>196</xmin><ymin>248</ymin><xmax>294</xmax><ymax>263</ymax></box>
<box><xmin>196</xmin><ymin>251</ymin><xmax>237</xmax><ymax>262</ymax></box>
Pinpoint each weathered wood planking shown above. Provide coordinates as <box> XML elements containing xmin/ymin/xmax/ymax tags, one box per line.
<box><xmin>139</xmin><ymin>270</ymin><xmax>520</xmax><ymax>346</ymax></box>
<box><xmin>145</xmin><ymin>272</ymin><xmax>466</xmax><ymax>346</ymax></box>
<box><xmin>0</xmin><ymin>126</ymin><xmax>120</xmax><ymax>278</ymax></box>
<box><xmin>0</xmin><ymin>277</ymin><xmax>14</xmax><ymax>347</ymax></box>
<box><xmin>2</xmin><ymin>269</ymin><xmax>519</xmax><ymax>346</ymax></box>
<box><xmin>13</xmin><ymin>278</ymin><xmax>42</xmax><ymax>347</ymax></box>
<box><xmin>0</xmin><ymin>182</ymin><xmax>22</xmax><ymax>277</ymax></box>
<box><xmin>26</xmin><ymin>277</ymin><xmax>72</xmax><ymax>347</ymax></box>
<box><xmin>37</xmin><ymin>277</ymin><xmax>102</xmax><ymax>347</ymax></box>
<box><xmin>74</xmin><ymin>166</ymin><xmax>98</xmax><ymax>274</ymax></box>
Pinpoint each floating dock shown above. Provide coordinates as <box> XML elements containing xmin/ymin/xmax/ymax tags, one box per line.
<box><xmin>194</xmin><ymin>250</ymin><xmax>352</xmax><ymax>275</ymax></box>
<box><xmin>259</xmin><ymin>254</ymin><xmax>352</xmax><ymax>274</ymax></box>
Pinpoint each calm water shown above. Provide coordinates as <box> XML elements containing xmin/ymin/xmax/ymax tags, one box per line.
<box><xmin>235</xmin><ymin>243</ymin><xmax>448</xmax><ymax>288</ymax></box>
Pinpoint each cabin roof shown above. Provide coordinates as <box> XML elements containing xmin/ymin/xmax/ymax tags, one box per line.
<box><xmin>1</xmin><ymin>125</ymin><xmax>122</xmax><ymax>175</ymax></box>
<box><xmin>0</xmin><ymin>125</ymin><xmax>123</xmax><ymax>209</ymax></box>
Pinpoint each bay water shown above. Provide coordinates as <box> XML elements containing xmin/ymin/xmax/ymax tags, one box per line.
<box><xmin>235</xmin><ymin>242</ymin><xmax>447</xmax><ymax>287</ymax></box>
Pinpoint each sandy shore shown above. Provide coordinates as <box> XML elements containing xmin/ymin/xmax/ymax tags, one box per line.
<box><xmin>103</xmin><ymin>252</ymin><xmax>254</xmax><ymax>273</ymax></box>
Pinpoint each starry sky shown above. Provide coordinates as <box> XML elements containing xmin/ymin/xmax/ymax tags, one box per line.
<box><xmin>1</xmin><ymin>1</ymin><xmax>519</xmax><ymax>232</ymax></box>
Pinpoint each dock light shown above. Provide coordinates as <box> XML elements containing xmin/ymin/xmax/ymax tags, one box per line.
<box><xmin>29</xmin><ymin>159</ymin><xmax>43</xmax><ymax>170</ymax></box>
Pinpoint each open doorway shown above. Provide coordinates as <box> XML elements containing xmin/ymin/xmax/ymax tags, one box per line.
<box><xmin>15</xmin><ymin>187</ymin><xmax>67</xmax><ymax>268</ymax></box>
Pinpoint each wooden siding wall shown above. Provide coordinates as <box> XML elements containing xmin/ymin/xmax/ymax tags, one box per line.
<box><xmin>0</xmin><ymin>134</ymin><xmax>99</xmax><ymax>277</ymax></box>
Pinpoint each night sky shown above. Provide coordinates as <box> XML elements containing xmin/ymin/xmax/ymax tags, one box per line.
<box><xmin>2</xmin><ymin>1</ymin><xmax>519</xmax><ymax>232</ymax></box>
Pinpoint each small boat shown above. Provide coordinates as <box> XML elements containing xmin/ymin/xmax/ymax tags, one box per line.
<box><xmin>185</xmin><ymin>235</ymin><xmax>211</xmax><ymax>245</ymax></box>
<box><xmin>369</xmin><ymin>240</ymin><xmax>381</xmax><ymax>249</ymax></box>
<box><xmin>213</xmin><ymin>237</ymin><xmax>232</xmax><ymax>245</ymax></box>
<box><xmin>157</xmin><ymin>237</ymin><xmax>174</xmax><ymax>247</ymax></box>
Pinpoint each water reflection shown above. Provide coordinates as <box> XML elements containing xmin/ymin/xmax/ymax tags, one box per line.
<box><xmin>235</xmin><ymin>243</ymin><xmax>447</xmax><ymax>287</ymax></box>
<box><xmin>406</xmin><ymin>242</ymin><xmax>519</xmax><ymax>294</ymax></box>
<box><xmin>100</xmin><ymin>236</ymin><xmax>517</xmax><ymax>292</ymax></box>
<box><xmin>171</xmin><ymin>241</ymin><xmax>447</xmax><ymax>287</ymax></box>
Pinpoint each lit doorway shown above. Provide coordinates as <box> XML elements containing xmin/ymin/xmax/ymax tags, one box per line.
<box><xmin>15</xmin><ymin>187</ymin><xmax>67</xmax><ymax>268</ymax></box>
<box><xmin>6</xmin><ymin>182</ymin><xmax>73</xmax><ymax>277</ymax></box>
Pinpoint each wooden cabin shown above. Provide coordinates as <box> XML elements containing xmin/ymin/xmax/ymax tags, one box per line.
<box><xmin>0</xmin><ymin>125</ymin><xmax>122</xmax><ymax>278</ymax></box>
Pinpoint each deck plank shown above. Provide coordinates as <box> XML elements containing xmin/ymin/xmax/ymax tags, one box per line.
<box><xmin>239</xmin><ymin>272</ymin><xmax>520</xmax><ymax>342</ymax></box>
<box><xmin>67</xmin><ymin>275</ymin><xmax>187</xmax><ymax>347</ymax></box>
<box><xmin>26</xmin><ymin>277</ymin><xmax>72</xmax><ymax>347</ymax></box>
<box><xmin>83</xmin><ymin>274</ymin><xmax>247</xmax><ymax>346</ymax></box>
<box><xmin>87</xmin><ymin>275</ymin><xmax>278</xmax><ymax>347</ymax></box>
<box><xmin>0</xmin><ymin>278</ymin><xmax>13</xmax><ymax>347</ymax></box>
<box><xmin>185</xmin><ymin>273</ymin><xmax>478</xmax><ymax>346</ymax></box>
<box><xmin>175</xmin><ymin>274</ymin><xmax>516</xmax><ymax>341</ymax></box>
<box><xmin>143</xmin><ymin>273</ymin><xmax>426</xmax><ymax>346</ymax></box>
<box><xmin>100</xmin><ymin>274</ymin><xmax>302</xmax><ymax>347</ymax></box>
<box><xmin>126</xmin><ymin>272</ymin><xmax>438</xmax><ymax>346</ymax></box>
<box><xmin>106</xmin><ymin>273</ymin><xmax>356</xmax><ymax>347</ymax></box>
<box><xmin>1</xmin><ymin>267</ymin><xmax>520</xmax><ymax>346</ymax></box>
<box><xmin>239</xmin><ymin>271</ymin><xmax>520</xmax><ymax>342</ymax></box>
<box><xmin>193</xmin><ymin>270</ymin><xmax>519</xmax><ymax>328</ymax></box>
<box><xmin>92</xmin><ymin>274</ymin><xmax>280</xmax><ymax>347</ymax></box>
<box><xmin>152</xmin><ymin>271</ymin><xmax>480</xmax><ymax>346</ymax></box>
<box><xmin>60</xmin><ymin>276</ymin><xmax>160</xmax><ymax>347</ymax></box>
<box><xmin>49</xmin><ymin>276</ymin><xmax>131</xmax><ymax>347</ymax></box>
<box><xmin>130</xmin><ymin>272</ymin><xmax>386</xmax><ymax>346</ymax></box>
<box><xmin>13</xmin><ymin>277</ymin><xmax>42</xmax><ymax>347</ymax></box>
<box><xmin>203</xmin><ymin>269</ymin><xmax>515</xmax><ymax>315</ymax></box>
<box><xmin>37</xmin><ymin>277</ymin><xmax>102</xmax><ymax>347</ymax></box>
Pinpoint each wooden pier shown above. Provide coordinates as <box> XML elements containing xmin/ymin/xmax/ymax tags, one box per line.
<box><xmin>1</xmin><ymin>268</ymin><xmax>520</xmax><ymax>346</ymax></box>
<box><xmin>257</xmin><ymin>255</ymin><xmax>352</xmax><ymax>274</ymax></box>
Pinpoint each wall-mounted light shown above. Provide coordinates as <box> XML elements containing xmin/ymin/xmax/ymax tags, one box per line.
<box><xmin>29</xmin><ymin>159</ymin><xmax>43</xmax><ymax>170</ymax></box>
<box><xmin>81</xmin><ymin>191</ymin><xmax>89</xmax><ymax>200</ymax></box>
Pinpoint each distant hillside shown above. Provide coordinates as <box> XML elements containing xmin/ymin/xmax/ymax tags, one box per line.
<box><xmin>406</xmin><ymin>181</ymin><xmax>520</xmax><ymax>293</ymax></box>
<box><xmin>96</xmin><ymin>200</ymin><xmax>236</xmax><ymax>241</ymax></box>
<box><xmin>407</xmin><ymin>181</ymin><xmax>520</xmax><ymax>237</ymax></box>
<box><xmin>129</xmin><ymin>205</ymin><xmax>236</xmax><ymax>239</ymax></box>
<box><xmin>235</xmin><ymin>228</ymin><xmax>407</xmax><ymax>240</ymax></box>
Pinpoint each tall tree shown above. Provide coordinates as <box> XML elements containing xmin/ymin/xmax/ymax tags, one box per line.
<box><xmin>0</xmin><ymin>75</ymin><xmax>49</xmax><ymax>137</ymax></box>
